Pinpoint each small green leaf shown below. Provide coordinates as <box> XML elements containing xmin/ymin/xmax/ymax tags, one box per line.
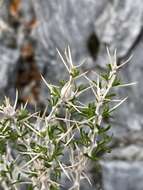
<box><xmin>112</xmin><ymin>77</ymin><xmax>121</xmax><ymax>87</ymax></box>
<box><xmin>107</xmin><ymin>63</ymin><xmax>112</xmax><ymax>71</ymax></box>
<box><xmin>80</xmin><ymin>103</ymin><xmax>96</xmax><ymax>119</ymax></box>
<box><xmin>17</xmin><ymin>109</ymin><xmax>29</xmax><ymax>121</ymax></box>
<box><xmin>71</xmin><ymin>68</ymin><xmax>80</xmax><ymax>78</ymax></box>
<box><xmin>0</xmin><ymin>139</ymin><xmax>6</xmax><ymax>154</ymax></box>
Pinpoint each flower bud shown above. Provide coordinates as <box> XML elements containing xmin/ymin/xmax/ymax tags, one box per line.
<box><xmin>3</xmin><ymin>105</ymin><xmax>16</xmax><ymax>118</ymax></box>
<box><xmin>61</xmin><ymin>82</ymin><xmax>74</xmax><ymax>101</ymax></box>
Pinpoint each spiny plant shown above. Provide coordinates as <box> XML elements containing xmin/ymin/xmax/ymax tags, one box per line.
<box><xmin>0</xmin><ymin>47</ymin><xmax>135</xmax><ymax>190</ymax></box>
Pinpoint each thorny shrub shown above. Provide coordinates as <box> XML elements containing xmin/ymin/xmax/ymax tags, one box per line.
<box><xmin>0</xmin><ymin>47</ymin><xmax>135</xmax><ymax>190</ymax></box>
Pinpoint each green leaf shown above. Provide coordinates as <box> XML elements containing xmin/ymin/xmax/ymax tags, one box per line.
<box><xmin>0</xmin><ymin>139</ymin><xmax>6</xmax><ymax>154</ymax></box>
<box><xmin>80</xmin><ymin>103</ymin><xmax>96</xmax><ymax>119</ymax></box>
<box><xmin>51</xmin><ymin>96</ymin><xmax>59</xmax><ymax>106</ymax></box>
<box><xmin>17</xmin><ymin>143</ymin><xmax>27</xmax><ymax>152</ymax></box>
<box><xmin>51</xmin><ymin>87</ymin><xmax>60</xmax><ymax>98</ymax></box>
<box><xmin>50</xmin><ymin>184</ymin><xmax>59</xmax><ymax>190</ymax></box>
<box><xmin>112</xmin><ymin>77</ymin><xmax>121</xmax><ymax>87</ymax></box>
<box><xmin>27</xmin><ymin>184</ymin><xmax>34</xmax><ymax>190</ymax></box>
<box><xmin>105</xmin><ymin>93</ymin><xmax>116</xmax><ymax>99</ymax></box>
<box><xmin>17</xmin><ymin>109</ymin><xmax>29</xmax><ymax>121</ymax></box>
<box><xmin>84</xmin><ymin>152</ymin><xmax>99</xmax><ymax>161</ymax></box>
<box><xmin>97</xmin><ymin>125</ymin><xmax>111</xmax><ymax>134</ymax></box>
<box><xmin>59</xmin><ymin>80</ymin><xmax>67</xmax><ymax>87</ymax></box>
<box><xmin>102</xmin><ymin>104</ymin><xmax>110</xmax><ymax>119</ymax></box>
<box><xmin>107</xmin><ymin>63</ymin><xmax>112</xmax><ymax>71</ymax></box>
<box><xmin>51</xmin><ymin>144</ymin><xmax>63</xmax><ymax>160</ymax></box>
<box><xmin>71</xmin><ymin>68</ymin><xmax>80</xmax><ymax>78</ymax></box>
<box><xmin>77</xmin><ymin>84</ymin><xmax>87</xmax><ymax>92</ymax></box>
<box><xmin>101</xmin><ymin>73</ymin><xmax>109</xmax><ymax>81</ymax></box>
<box><xmin>44</xmin><ymin>161</ymin><xmax>52</xmax><ymax>168</ymax></box>
<box><xmin>78</xmin><ymin>128</ymin><xmax>91</xmax><ymax>147</ymax></box>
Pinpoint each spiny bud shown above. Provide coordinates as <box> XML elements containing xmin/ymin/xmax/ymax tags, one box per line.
<box><xmin>3</xmin><ymin>105</ymin><xmax>16</xmax><ymax>118</ymax></box>
<box><xmin>0</xmin><ymin>98</ymin><xmax>16</xmax><ymax>118</ymax></box>
<box><xmin>61</xmin><ymin>81</ymin><xmax>74</xmax><ymax>101</ymax></box>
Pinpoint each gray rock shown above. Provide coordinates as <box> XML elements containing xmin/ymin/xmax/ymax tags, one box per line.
<box><xmin>102</xmin><ymin>161</ymin><xmax>143</xmax><ymax>190</ymax></box>
<box><xmin>0</xmin><ymin>45</ymin><xmax>19</xmax><ymax>93</ymax></box>
<box><xmin>31</xmin><ymin>0</ymin><xmax>143</xmax><ymax>74</ymax></box>
<box><xmin>94</xmin><ymin>0</ymin><xmax>143</xmax><ymax>57</ymax></box>
<box><xmin>105</xmin><ymin>145</ymin><xmax>143</xmax><ymax>161</ymax></box>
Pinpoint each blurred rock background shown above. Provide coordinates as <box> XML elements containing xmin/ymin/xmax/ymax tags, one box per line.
<box><xmin>0</xmin><ymin>0</ymin><xmax>143</xmax><ymax>189</ymax></box>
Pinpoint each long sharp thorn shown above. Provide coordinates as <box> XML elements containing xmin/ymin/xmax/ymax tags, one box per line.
<box><xmin>117</xmin><ymin>55</ymin><xmax>133</xmax><ymax>69</ymax></box>
<box><xmin>56</xmin><ymin>48</ymin><xmax>70</xmax><ymax>73</ymax></box>
<box><xmin>109</xmin><ymin>97</ymin><xmax>128</xmax><ymax>113</ymax></box>
<box><xmin>14</xmin><ymin>89</ymin><xmax>18</xmax><ymax>110</ymax></box>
